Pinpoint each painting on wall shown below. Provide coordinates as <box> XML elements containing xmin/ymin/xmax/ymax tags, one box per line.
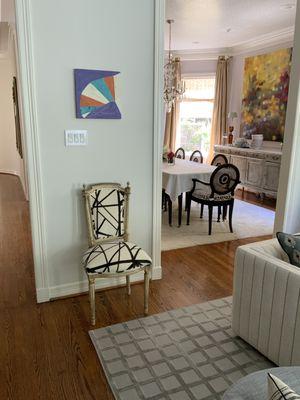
<box><xmin>74</xmin><ymin>69</ymin><xmax>121</xmax><ymax>119</ymax></box>
<box><xmin>241</xmin><ymin>48</ymin><xmax>292</xmax><ymax>141</ymax></box>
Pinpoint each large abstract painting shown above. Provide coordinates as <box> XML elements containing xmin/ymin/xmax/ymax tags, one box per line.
<box><xmin>74</xmin><ymin>69</ymin><xmax>121</xmax><ymax>119</ymax></box>
<box><xmin>241</xmin><ymin>48</ymin><xmax>292</xmax><ymax>141</ymax></box>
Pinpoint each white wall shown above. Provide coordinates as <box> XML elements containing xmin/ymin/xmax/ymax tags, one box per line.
<box><xmin>0</xmin><ymin>25</ymin><xmax>26</xmax><ymax>190</ymax></box>
<box><xmin>26</xmin><ymin>0</ymin><xmax>157</xmax><ymax>297</ymax></box>
<box><xmin>181</xmin><ymin>59</ymin><xmax>217</xmax><ymax>76</ymax></box>
<box><xmin>228</xmin><ymin>41</ymin><xmax>293</xmax><ymax>136</ymax></box>
<box><xmin>275</xmin><ymin>0</ymin><xmax>300</xmax><ymax>234</ymax></box>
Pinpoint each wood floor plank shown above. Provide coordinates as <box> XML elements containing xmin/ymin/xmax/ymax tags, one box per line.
<box><xmin>0</xmin><ymin>173</ymin><xmax>272</xmax><ymax>399</ymax></box>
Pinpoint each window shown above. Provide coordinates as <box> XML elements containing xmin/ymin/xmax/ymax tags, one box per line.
<box><xmin>176</xmin><ymin>77</ymin><xmax>215</xmax><ymax>161</ymax></box>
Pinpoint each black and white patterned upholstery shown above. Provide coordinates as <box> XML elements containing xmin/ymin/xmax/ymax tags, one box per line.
<box><xmin>88</xmin><ymin>186</ymin><xmax>125</xmax><ymax>240</ymax></box>
<box><xmin>268</xmin><ymin>373</ymin><xmax>300</xmax><ymax>399</ymax></box>
<box><xmin>193</xmin><ymin>184</ymin><xmax>233</xmax><ymax>201</ymax></box>
<box><xmin>83</xmin><ymin>183</ymin><xmax>152</xmax><ymax>277</ymax></box>
<box><xmin>83</xmin><ymin>241</ymin><xmax>152</xmax><ymax>275</ymax></box>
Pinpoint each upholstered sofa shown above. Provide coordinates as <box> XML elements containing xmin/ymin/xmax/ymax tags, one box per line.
<box><xmin>231</xmin><ymin>238</ymin><xmax>300</xmax><ymax>366</ymax></box>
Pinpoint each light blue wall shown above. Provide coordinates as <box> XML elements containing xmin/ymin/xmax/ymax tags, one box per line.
<box><xmin>30</xmin><ymin>0</ymin><xmax>155</xmax><ymax>289</ymax></box>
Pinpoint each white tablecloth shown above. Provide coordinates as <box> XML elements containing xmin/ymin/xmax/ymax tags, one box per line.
<box><xmin>162</xmin><ymin>159</ymin><xmax>216</xmax><ymax>201</ymax></box>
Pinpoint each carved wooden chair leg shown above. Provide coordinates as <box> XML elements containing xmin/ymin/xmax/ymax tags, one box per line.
<box><xmin>89</xmin><ymin>276</ymin><xmax>96</xmax><ymax>326</ymax></box>
<box><xmin>126</xmin><ymin>275</ymin><xmax>131</xmax><ymax>295</ymax></box>
<box><xmin>144</xmin><ymin>266</ymin><xmax>151</xmax><ymax>315</ymax></box>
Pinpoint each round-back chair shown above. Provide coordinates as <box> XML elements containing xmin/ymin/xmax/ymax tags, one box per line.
<box><xmin>175</xmin><ymin>147</ymin><xmax>185</xmax><ymax>159</ymax></box>
<box><xmin>186</xmin><ymin>163</ymin><xmax>240</xmax><ymax>235</ymax></box>
<box><xmin>211</xmin><ymin>153</ymin><xmax>228</xmax><ymax>166</ymax></box>
<box><xmin>210</xmin><ymin>163</ymin><xmax>240</xmax><ymax>196</ymax></box>
<box><xmin>190</xmin><ymin>150</ymin><xmax>203</xmax><ymax>163</ymax></box>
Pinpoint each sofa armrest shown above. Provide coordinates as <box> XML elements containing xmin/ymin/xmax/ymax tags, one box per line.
<box><xmin>232</xmin><ymin>241</ymin><xmax>300</xmax><ymax>366</ymax></box>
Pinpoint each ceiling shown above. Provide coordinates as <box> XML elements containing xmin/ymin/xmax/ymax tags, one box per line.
<box><xmin>165</xmin><ymin>0</ymin><xmax>297</xmax><ymax>51</ymax></box>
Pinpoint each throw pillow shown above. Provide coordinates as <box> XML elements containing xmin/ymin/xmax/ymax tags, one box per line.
<box><xmin>276</xmin><ymin>232</ymin><xmax>300</xmax><ymax>268</ymax></box>
<box><xmin>268</xmin><ymin>373</ymin><xmax>300</xmax><ymax>399</ymax></box>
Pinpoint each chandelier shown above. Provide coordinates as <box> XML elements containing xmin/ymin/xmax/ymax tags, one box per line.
<box><xmin>164</xmin><ymin>19</ymin><xmax>185</xmax><ymax>113</ymax></box>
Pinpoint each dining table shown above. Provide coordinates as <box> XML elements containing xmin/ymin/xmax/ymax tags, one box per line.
<box><xmin>162</xmin><ymin>158</ymin><xmax>216</xmax><ymax>226</ymax></box>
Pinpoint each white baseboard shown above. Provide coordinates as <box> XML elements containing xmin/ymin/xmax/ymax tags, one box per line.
<box><xmin>36</xmin><ymin>287</ymin><xmax>50</xmax><ymax>303</ymax></box>
<box><xmin>0</xmin><ymin>169</ymin><xmax>20</xmax><ymax>176</ymax></box>
<box><xmin>36</xmin><ymin>265</ymin><xmax>162</xmax><ymax>302</ymax></box>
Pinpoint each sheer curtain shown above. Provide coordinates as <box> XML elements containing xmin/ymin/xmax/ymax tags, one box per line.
<box><xmin>163</xmin><ymin>58</ymin><xmax>182</xmax><ymax>151</ymax></box>
<box><xmin>209</xmin><ymin>56</ymin><xmax>229</xmax><ymax>160</ymax></box>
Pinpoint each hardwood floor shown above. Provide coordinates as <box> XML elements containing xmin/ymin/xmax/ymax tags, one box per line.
<box><xmin>235</xmin><ymin>188</ymin><xmax>276</xmax><ymax>211</ymax></box>
<box><xmin>0</xmin><ymin>173</ymin><xmax>272</xmax><ymax>400</ymax></box>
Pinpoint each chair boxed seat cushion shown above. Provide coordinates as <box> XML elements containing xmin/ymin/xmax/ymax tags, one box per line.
<box><xmin>83</xmin><ymin>241</ymin><xmax>152</xmax><ymax>274</ymax></box>
<box><xmin>222</xmin><ymin>367</ymin><xmax>300</xmax><ymax>400</ymax></box>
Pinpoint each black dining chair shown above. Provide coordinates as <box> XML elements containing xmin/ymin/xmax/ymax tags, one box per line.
<box><xmin>211</xmin><ymin>154</ymin><xmax>228</xmax><ymax>166</ymax></box>
<box><xmin>186</xmin><ymin>164</ymin><xmax>240</xmax><ymax>235</ymax></box>
<box><xmin>190</xmin><ymin>150</ymin><xmax>203</xmax><ymax>163</ymax></box>
<box><xmin>175</xmin><ymin>147</ymin><xmax>185</xmax><ymax>159</ymax></box>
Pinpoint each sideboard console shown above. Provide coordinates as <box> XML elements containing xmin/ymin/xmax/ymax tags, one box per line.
<box><xmin>214</xmin><ymin>145</ymin><xmax>282</xmax><ymax>198</ymax></box>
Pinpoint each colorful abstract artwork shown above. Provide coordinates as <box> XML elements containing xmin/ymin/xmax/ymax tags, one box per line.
<box><xmin>241</xmin><ymin>48</ymin><xmax>292</xmax><ymax>141</ymax></box>
<box><xmin>74</xmin><ymin>69</ymin><xmax>121</xmax><ymax>119</ymax></box>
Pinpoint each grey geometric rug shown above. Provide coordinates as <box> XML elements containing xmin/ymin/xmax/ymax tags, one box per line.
<box><xmin>90</xmin><ymin>297</ymin><xmax>274</xmax><ymax>400</ymax></box>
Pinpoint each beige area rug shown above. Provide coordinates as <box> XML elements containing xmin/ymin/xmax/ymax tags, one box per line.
<box><xmin>162</xmin><ymin>199</ymin><xmax>275</xmax><ymax>251</ymax></box>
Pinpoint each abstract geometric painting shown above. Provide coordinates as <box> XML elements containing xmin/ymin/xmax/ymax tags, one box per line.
<box><xmin>241</xmin><ymin>48</ymin><xmax>292</xmax><ymax>141</ymax></box>
<box><xmin>74</xmin><ymin>69</ymin><xmax>121</xmax><ymax>119</ymax></box>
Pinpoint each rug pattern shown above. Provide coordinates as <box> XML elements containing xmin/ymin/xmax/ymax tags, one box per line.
<box><xmin>90</xmin><ymin>297</ymin><xmax>274</xmax><ymax>400</ymax></box>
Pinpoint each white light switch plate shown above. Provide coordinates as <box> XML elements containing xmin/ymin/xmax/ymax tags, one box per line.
<box><xmin>65</xmin><ymin>130</ymin><xmax>88</xmax><ymax>146</ymax></box>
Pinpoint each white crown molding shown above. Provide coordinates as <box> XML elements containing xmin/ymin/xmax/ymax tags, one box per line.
<box><xmin>168</xmin><ymin>48</ymin><xmax>229</xmax><ymax>61</ymax></box>
<box><xmin>231</xmin><ymin>26</ymin><xmax>294</xmax><ymax>55</ymax></box>
<box><xmin>171</xmin><ymin>26</ymin><xmax>295</xmax><ymax>61</ymax></box>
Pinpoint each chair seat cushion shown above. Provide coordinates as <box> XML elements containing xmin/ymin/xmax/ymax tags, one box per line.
<box><xmin>83</xmin><ymin>241</ymin><xmax>152</xmax><ymax>275</ymax></box>
<box><xmin>192</xmin><ymin>187</ymin><xmax>232</xmax><ymax>202</ymax></box>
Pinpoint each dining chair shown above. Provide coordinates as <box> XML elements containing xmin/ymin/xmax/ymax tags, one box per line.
<box><xmin>82</xmin><ymin>182</ymin><xmax>152</xmax><ymax>325</ymax></box>
<box><xmin>175</xmin><ymin>147</ymin><xmax>185</xmax><ymax>159</ymax></box>
<box><xmin>211</xmin><ymin>154</ymin><xmax>228</xmax><ymax>166</ymax></box>
<box><xmin>186</xmin><ymin>164</ymin><xmax>240</xmax><ymax>235</ymax></box>
<box><xmin>190</xmin><ymin>150</ymin><xmax>203</xmax><ymax>163</ymax></box>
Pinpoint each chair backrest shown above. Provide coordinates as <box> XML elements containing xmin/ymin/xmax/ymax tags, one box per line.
<box><xmin>211</xmin><ymin>154</ymin><xmax>228</xmax><ymax>166</ymax></box>
<box><xmin>175</xmin><ymin>147</ymin><xmax>185</xmax><ymax>159</ymax></box>
<box><xmin>210</xmin><ymin>164</ymin><xmax>240</xmax><ymax>196</ymax></box>
<box><xmin>190</xmin><ymin>150</ymin><xmax>203</xmax><ymax>163</ymax></box>
<box><xmin>82</xmin><ymin>182</ymin><xmax>130</xmax><ymax>246</ymax></box>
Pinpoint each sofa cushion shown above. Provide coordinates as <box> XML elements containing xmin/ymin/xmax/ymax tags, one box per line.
<box><xmin>277</xmin><ymin>232</ymin><xmax>300</xmax><ymax>268</ymax></box>
<box><xmin>268</xmin><ymin>373</ymin><xmax>300</xmax><ymax>399</ymax></box>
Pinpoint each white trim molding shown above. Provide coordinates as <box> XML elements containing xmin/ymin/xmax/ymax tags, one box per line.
<box><xmin>172</xmin><ymin>26</ymin><xmax>295</xmax><ymax>61</ymax></box>
<box><xmin>231</xmin><ymin>26</ymin><xmax>294</xmax><ymax>56</ymax></box>
<box><xmin>15</xmin><ymin>0</ymin><xmax>50</xmax><ymax>302</ymax></box>
<box><xmin>152</xmin><ymin>0</ymin><xmax>165</xmax><ymax>271</ymax></box>
<box><xmin>49</xmin><ymin>266</ymin><xmax>162</xmax><ymax>300</ymax></box>
<box><xmin>275</xmin><ymin>1</ymin><xmax>300</xmax><ymax>234</ymax></box>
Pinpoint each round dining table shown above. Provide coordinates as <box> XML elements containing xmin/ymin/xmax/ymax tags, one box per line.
<box><xmin>162</xmin><ymin>158</ymin><xmax>216</xmax><ymax>226</ymax></box>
